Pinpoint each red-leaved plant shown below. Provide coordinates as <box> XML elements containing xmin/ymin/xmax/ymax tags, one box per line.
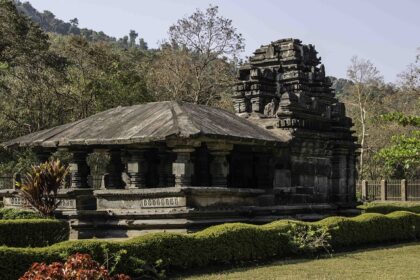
<box><xmin>19</xmin><ymin>253</ymin><xmax>131</xmax><ymax>280</ymax></box>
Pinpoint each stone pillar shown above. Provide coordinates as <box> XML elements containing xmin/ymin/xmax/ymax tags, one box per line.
<box><xmin>401</xmin><ymin>179</ymin><xmax>407</xmax><ymax>201</ymax></box>
<box><xmin>69</xmin><ymin>150</ymin><xmax>90</xmax><ymax>189</ymax></box>
<box><xmin>208</xmin><ymin>144</ymin><xmax>232</xmax><ymax>187</ymax></box>
<box><xmin>209</xmin><ymin>151</ymin><xmax>230</xmax><ymax>187</ymax></box>
<box><xmin>106</xmin><ymin>149</ymin><xmax>125</xmax><ymax>189</ymax></box>
<box><xmin>172</xmin><ymin>147</ymin><xmax>195</xmax><ymax>187</ymax></box>
<box><xmin>380</xmin><ymin>179</ymin><xmax>387</xmax><ymax>201</ymax></box>
<box><xmin>127</xmin><ymin>149</ymin><xmax>148</xmax><ymax>188</ymax></box>
<box><xmin>361</xmin><ymin>180</ymin><xmax>368</xmax><ymax>200</ymax></box>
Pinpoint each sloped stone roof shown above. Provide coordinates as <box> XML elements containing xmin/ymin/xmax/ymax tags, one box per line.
<box><xmin>2</xmin><ymin>101</ymin><xmax>289</xmax><ymax>148</ymax></box>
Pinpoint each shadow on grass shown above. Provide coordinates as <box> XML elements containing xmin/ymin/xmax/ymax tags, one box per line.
<box><xmin>171</xmin><ymin>241</ymin><xmax>420</xmax><ymax>279</ymax></box>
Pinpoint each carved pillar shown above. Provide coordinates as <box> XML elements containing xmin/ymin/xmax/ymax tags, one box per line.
<box><xmin>69</xmin><ymin>150</ymin><xmax>90</xmax><ymax>188</ymax></box>
<box><xmin>210</xmin><ymin>151</ymin><xmax>229</xmax><ymax>187</ymax></box>
<box><xmin>208</xmin><ymin>144</ymin><xmax>232</xmax><ymax>187</ymax></box>
<box><xmin>106</xmin><ymin>149</ymin><xmax>125</xmax><ymax>189</ymax></box>
<box><xmin>127</xmin><ymin>149</ymin><xmax>148</xmax><ymax>188</ymax></box>
<box><xmin>172</xmin><ymin>147</ymin><xmax>195</xmax><ymax>187</ymax></box>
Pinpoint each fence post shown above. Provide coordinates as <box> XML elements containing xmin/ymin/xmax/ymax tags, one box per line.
<box><xmin>381</xmin><ymin>179</ymin><xmax>387</xmax><ymax>201</ymax></box>
<box><xmin>401</xmin><ymin>179</ymin><xmax>407</xmax><ymax>201</ymax></box>
<box><xmin>361</xmin><ymin>180</ymin><xmax>368</xmax><ymax>200</ymax></box>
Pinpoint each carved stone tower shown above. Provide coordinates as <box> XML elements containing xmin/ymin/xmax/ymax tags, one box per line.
<box><xmin>233</xmin><ymin>38</ymin><xmax>358</xmax><ymax>205</ymax></box>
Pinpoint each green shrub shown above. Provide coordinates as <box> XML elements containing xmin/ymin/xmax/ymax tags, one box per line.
<box><xmin>0</xmin><ymin>219</ymin><xmax>69</xmax><ymax>247</ymax></box>
<box><xmin>287</xmin><ymin>223</ymin><xmax>332</xmax><ymax>255</ymax></box>
<box><xmin>0</xmin><ymin>208</ymin><xmax>42</xmax><ymax>220</ymax></box>
<box><xmin>317</xmin><ymin>211</ymin><xmax>420</xmax><ymax>248</ymax></box>
<box><xmin>358</xmin><ymin>202</ymin><xmax>420</xmax><ymax>214</ymax></box>
<box><xmin>2</xmin><ymin>211</ymin><xmax>420</xmax><ymax>279</ymax></box>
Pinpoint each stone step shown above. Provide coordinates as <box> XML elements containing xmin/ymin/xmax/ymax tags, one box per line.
<box><xmin>289</xmin><ymin>194</ymin><xmax>313</xmax><ymax>203</ymax></box>
<box><xmin>295</xmin><ymin>186</ymin><xmax>314</xmax><ymax>195</ymax></box>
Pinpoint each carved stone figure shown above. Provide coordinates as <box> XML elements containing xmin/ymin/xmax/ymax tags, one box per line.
<box><xmin>264</xmin><ymin>98</ymin><xmax>277</xmax><ymax>117</ymax></box>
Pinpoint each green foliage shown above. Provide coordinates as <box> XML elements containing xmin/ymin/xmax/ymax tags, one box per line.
<box><xmin>0</xmin><ymin>148</ymin><xmax>37</xmax><ymax>176</ymax></box>
<box><xmin>287</xmin><ymin>223</ymin><xmax>332</xmax><ymax>255</ymax></box>
<box><xmin>375</xmin><ymin>112</ymin><xmax>420</xmax><ymax>178</ymax></box>
<box><xmin>16</xmin><ymin>160</ymin><xmax>68</xmax><ymax>217</ymax></box>
<box><xmin>359</xmin><ymin>202</ymin><xmax>420</xmax><ymax>214</ymax></box>
<box><xmin>320</xmin><ymin>211</ymin><xmax>420</xmax><ymax>248</ymax></box>
<box><xmin>14</xmin><ymin>0</ymin><xmax>148</xmax><ymax>49</ymax></box>
<box><xmin>0</xmin><ymin>1</ymin><xmax>153</xmax><ymax>151</ymax></box>
<box><xmin>49</xmin><ymin>35</ymin><xmax>153</xmax><ymax>117</ymax></box>
<box><xmin>381</xmin><ymin>112</ymin><xmax>420</xmax><ymax>127</ymax></box>
<box><xmin>376</xmin><ymin>130</ymin><xmax>420</xmax><ymax>178</ymax></box>
<box><xmin>2</xmin><ymin>212</ymin><xmax>420</xmax><ymax>279</ymax></box>
<box><xmin>0</xmin><ymin>219</ymin><xmax>69</xmax><ymax>247</ymax></box>
<box><xmin>0</xmin><ymin>0</ymin><xmax>68</xmax><ymax>139</ymax></box>
<box><xmin>0</xmin><ymin>208</ymin><xmax>42</xmax><ymax>219</ymax></box>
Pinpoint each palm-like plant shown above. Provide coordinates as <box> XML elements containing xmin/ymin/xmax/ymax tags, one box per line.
<box><xmin>16</xmin><ymin>159</ymin><xmax>68</xmax><ymax>217</ymax></box>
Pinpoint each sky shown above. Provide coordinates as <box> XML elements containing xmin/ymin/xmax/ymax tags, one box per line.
<box><xmin>28</xmin><ymin>0</ymin><xmax>420</xmax><ymax>83</ymax></box>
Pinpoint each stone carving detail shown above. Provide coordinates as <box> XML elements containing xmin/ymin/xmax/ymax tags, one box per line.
<box><xmin>263</xmin><ymin>98</ymin><xmax>277</xmax><ymax>117</ymax></box>
<box><xmin>58</xmin><ymin>199</ymin><xmax>76</xmax><ymax>209</ymax></box>
<box><xmin>69</xmin><ymin>150</ymin><xmax>90</xmax><ymax>188</ymax></box>
<box><xmin>127</xmin><ymin>149</ymin><xmax>148</xmax><ymax>188</ymax></box>
<box><xmin>139</xmin><ymin>197</ymin><xmax>180</xmax><ymax>208</ymax></box>
<box><xmin>233</xmin><ymin>38</ymin><xmax>351</xmax><ymax>130</ymax></box>
<box><xmin>172</xmin><ymin>148</ymin><xmax>195</xmax><ymax>187</ymax></box>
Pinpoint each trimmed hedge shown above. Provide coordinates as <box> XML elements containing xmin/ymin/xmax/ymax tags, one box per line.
<box><xmin>2</xmin><ymin>211</ymin><xmax>420</xmax><ymax>279</ymax></box>
<box><xmin>358</xmin><ymin>202</ymin><xmax>420</xmax><ymax>214</ymax></box>
<box><xmin>0</xmin><ymin>219</ymin><xmax>69</xmax><ymax>247</ymax></box>
<box><xmin>0</xmin><ymin>208</ymin><xmax>42</xmax><ymax>220</ymax></box>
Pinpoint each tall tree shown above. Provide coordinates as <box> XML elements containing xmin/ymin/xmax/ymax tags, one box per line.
<box><xmin>138</xmin><ymin>38</ymin><xmax>148</xmax><ymax>50</ymax></box>
<box><xmin>0</xmin><ymin>0</ymin><xmax>68</xmax><ymax>140</ymax></box>
<box><xmin>346</xmin><ymin>56</ymin><xmax>383</xmax><ymax>179</ymax></box>
<box><xmin>148</xmin><ymin>5</ymin><xmax>244</xmax><ymax>108</ymax></box>
<box><xmin>50</xmin><ymin>35</ymin><xmax>152</xmax><ymax>118</ymax></box>
<box><xmin>128</xmin><ymin>30</ymin><xmax>138</xmax><ymax>48</ymax></box>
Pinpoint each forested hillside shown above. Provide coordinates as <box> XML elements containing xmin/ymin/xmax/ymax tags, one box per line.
<box><xmin>0</xmin><ymin>0</ymin><xmax>418</xmax><ymax>179</ymax></box>
<box><xmin>14</xmin><ymin>0</ymin><xmax>148</xmax><ymax>49</ymax></box>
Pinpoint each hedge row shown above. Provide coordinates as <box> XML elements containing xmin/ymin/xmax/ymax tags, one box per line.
<box><xmin>0</xmin><ymin>208</ymin><xmax>42</xmax><ymax>220</ymax></box>
<box><xmin>358</xmin><ymin>202</ymin><xmax>420</xmax><ymax>214</ymax></box>
<box><xmin>0</xmin><ymin>219</ymin><xmax>69</xmax><ymax>247</ymax></box>
<box><xmin>1</xmin><ymin>211</ymin><xmax>420</xmax><ymax>279</ymax></box>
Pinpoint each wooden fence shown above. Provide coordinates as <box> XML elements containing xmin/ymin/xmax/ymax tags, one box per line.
<box><xmin>359</xmin><ymin>179</ymin><xmax>420</xmax><ymax>201</ymax></box>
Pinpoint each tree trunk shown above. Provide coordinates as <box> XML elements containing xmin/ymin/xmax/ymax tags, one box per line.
<box><xmin>357</xmin><ymin>85</ymin><xmax>366</xmax><ymax>179</ymax></box>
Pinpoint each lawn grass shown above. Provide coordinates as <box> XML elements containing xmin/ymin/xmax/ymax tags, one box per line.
<box><xmin>182</xmin><ymin>242</ymin><xmax>420</xmax><ymax>280</ymax></box>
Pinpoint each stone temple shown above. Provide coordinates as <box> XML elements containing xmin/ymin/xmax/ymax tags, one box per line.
<box><xmin>1</xmin><ymin>38</ymin><xmax>358</xmax><ymax>238</ymax></box>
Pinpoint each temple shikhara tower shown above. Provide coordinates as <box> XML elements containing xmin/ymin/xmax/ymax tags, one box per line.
<box><xmin>233</xmin><ymin>38</ymin><xmax>357</xmax><ymax>204</ymax></box>
<box><xmin>1</xmin><ymin>38</ymin><xmax>358</xmax><ymax>238</ymax></box>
